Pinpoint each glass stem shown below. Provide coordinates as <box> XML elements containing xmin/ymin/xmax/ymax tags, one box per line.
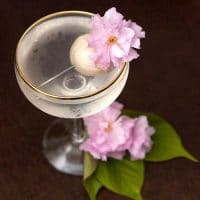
<box><xmin>71</xmin><ymin>119</ymin><xmax>85</xmax><ymax>144</ymax></box>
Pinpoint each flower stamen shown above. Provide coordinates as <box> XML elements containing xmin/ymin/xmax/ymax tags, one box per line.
<box><xmin>104</xmin><ymin>122</ymin><xmax>113</xmax><ymax>133</ymax></box>
<box><xmin>107</xmin><ymin>35</ymin><xmax>117</xmax><ymax>45</ymax></box>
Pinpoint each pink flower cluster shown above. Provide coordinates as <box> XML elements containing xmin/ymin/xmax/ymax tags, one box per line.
<box><xmin>80</xmin><ymin>102</ymin><xmax>155</xmax><ymax>161</ymax></box>
<box><xmin>88</xmin><ymin>7</ymin><xmax>145</xmax><ymax>70</ymax></box>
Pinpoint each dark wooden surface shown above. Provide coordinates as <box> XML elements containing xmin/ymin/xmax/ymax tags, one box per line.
<box><xmin>0</xmin><ymin>0</ymin><xmax>199</xmax><ymax>199</ymax></box>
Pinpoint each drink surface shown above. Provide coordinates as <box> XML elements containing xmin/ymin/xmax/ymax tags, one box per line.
<box><xmin>17</xmin><ymin>14</ymin><xmax>119</xmax><ymax>98</ymax></box>
<box><xmin>16</xmin><ymin>13</ymin><xmax>129</xmax><ymax>118</ymax></box>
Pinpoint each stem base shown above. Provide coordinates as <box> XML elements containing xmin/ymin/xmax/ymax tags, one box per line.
<box><xmin>42</xmin><ymin>119</ymin><xmax>84</xmax><ymax>176</ymax></box>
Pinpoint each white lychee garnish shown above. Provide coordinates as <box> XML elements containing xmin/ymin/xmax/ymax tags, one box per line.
<box><xmin>70</xmin><ymin>34</ymin><xmax>104</xmax><ymax>76</ymax></box>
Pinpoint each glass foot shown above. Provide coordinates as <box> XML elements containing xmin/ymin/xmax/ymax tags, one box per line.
<box><xmin>42</xmin><ymin>119</ymin><xmax>84</xmax><ymax>175</ymax></box>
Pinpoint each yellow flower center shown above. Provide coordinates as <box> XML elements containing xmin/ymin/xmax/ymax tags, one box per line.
<box><xmin>107</xmin><ymin>35</ymin><xmax>117</xmax><ymax>45</ymax></box>
<box><xmin>104</xmin><ymin>122</ymin><xmax>112</xmax><ymax>133</ymax></box>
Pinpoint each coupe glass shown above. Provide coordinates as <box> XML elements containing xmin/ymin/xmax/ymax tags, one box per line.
<box><xmin>15</xmin><ymin>11</ymin><xmax>129</xmax><ymax>175</ymax></box>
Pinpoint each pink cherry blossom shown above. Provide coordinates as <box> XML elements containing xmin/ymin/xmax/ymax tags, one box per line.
<box><xmin>128</xmin><ymin>116</ymin><xmax>155</xmax><ymax>160</ymax></box>
<box><xmin>80</xmin><ymin>102</ymin><xmax>155</xmax><ymax>161</ymax></box>
<box><xmin>88</xmin><ymin>7</ymin><xmax>145</xmax><ymax>70</ymax></box>
<box><xmin>80</xmin><ymin>102</ymin><xmax>134</xmax><ymax>161</ymax></box>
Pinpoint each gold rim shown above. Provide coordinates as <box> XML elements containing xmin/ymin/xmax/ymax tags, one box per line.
<box><xmin>15</xmin><ymin>10</ymin><xmax>126</xmax><ymax>100</ymax></box>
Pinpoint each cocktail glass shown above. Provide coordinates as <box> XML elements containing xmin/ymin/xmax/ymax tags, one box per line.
<box><xmin>15</xmin><ymin>11</ymin><xmax>129</xmax><ymax>175</ymax></box>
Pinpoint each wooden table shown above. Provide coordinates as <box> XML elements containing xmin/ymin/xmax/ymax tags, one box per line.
<box><xmin>0</xmin><ymin>0</ymin><xmax>199</xmax><ymax>199</ymax></box>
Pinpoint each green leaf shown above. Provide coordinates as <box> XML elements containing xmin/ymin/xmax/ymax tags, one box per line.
<box><xmin>84</xmin><ymin>152</ymin><xmax>98</xmax><ymax>180</ymax></box>
<box><xmin>83</xmin><ymin>153</ymin><xmax>102</xmax><ymax>200</ymax></box>
<box><xmin>84</xmin><ymin>175</ymin><xmax>102</xmax><ymax>200</ymax></box>
<box><xmin>96</xmin><ymin>158</ymin><xmax>144</xmax><ymax>200</ymax></box>
<box><xmin>124</xmin><ymin>110</ymin><xmax>198</xmax><ymax>162</ymax></box>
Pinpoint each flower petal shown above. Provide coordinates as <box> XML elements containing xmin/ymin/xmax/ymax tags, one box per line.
<box><xmin>132</xmin><ymin>38</ymin><xmax>141</xmax><ymax>49</ymax></box>
<box><xmin>123</xmin><ymin>48</ymin><xmax>139</xmax><ymax>62</ymax></box>
<box><xmin>111</xmin><ymin>44</ymin><xmax>126</xmax><ymax>58</ymax></box>
<box><xmin>108</xmin><ymin>151</ymin><xmax>126</xmax><ymax>160</ymax></box>
<box><xmin>104</xmin><ymin>7</ymin><xmax>123</xmax><ymax>29</ymax></box>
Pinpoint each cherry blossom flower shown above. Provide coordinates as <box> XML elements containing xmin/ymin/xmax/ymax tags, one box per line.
<box><xmin>88</xmin><ymin>7</ymin><xmax>145</xmax><ymax>70</ymax></box>
<box><xmin>80</xmin><ymin>102</ymin><xmax>154</xmax><ymax>161</ymax></box>
<box><xmin>128</xmin><ymin>116</ymin><xmax>155</xmax><ymax>160</ymax></box>
<box><xmin>80</xmin><ymin>102</ymin><xmax>134</xmax><ymax>160</ymax></box>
